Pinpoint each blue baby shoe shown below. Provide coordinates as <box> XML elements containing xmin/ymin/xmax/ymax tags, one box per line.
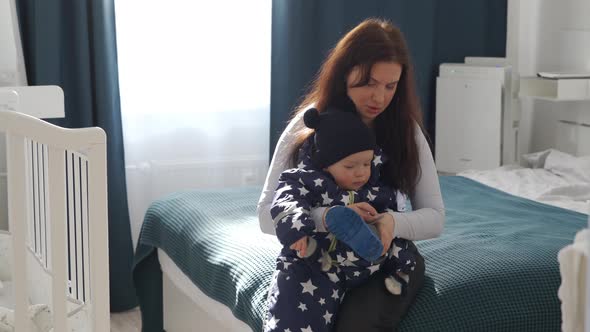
<box><xmin>325</xmin><ymin>206</ymin><xmax>383</xmax><ymax>261</ymax></box>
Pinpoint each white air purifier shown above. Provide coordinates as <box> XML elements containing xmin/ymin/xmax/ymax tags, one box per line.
<box><xmin>435</xmin><ymin>59</ymin><xmax>518</xmax><ymax>173</ymax></box>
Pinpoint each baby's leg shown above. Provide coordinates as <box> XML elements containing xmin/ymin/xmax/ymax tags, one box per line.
<box><xmin>324</xmin><ymin>206</ymin><xmax>383</xmax><ymax>262</ymax></box>
<box><xmin>381</xmin><ymin>238</ymin><xmax>416</xmax><ymax>295</ymax></box>
<box><xmin>264</xmin><ymin>259</ymin><xmax>344</xmax><ymax>332</ymax></box>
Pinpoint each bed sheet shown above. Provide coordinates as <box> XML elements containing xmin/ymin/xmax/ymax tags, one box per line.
<box><xmin>460</xmin><ymin>149</ymin><xmax>590</xmax><ymax>214</ymax></box>
<box><xmin>133</xmin><ymin>176</ymin><xmax>589</xmax><ymax>332</ymax></box>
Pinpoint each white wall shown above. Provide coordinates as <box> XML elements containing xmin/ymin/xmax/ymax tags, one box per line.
<box><xmin>0</xmin><ymin>0</ymin><xmax>27</xmax><ymax>86</ymax></box>
<box><xmin>507</xmin><ymin>0</ymin><xmax>590</xmax><ymax>156</ymax></box>
<box><xmin>0</xmin><ymin>0</ymin><xmax>27</xmax><ymax>231</ymax></box>
<box><xmin>0</xmin><ymin>133</ymin><xmax>6</xmax><ymax>231</ymax></box>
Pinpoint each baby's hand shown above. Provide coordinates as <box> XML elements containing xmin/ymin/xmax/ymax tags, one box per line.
<box><xmin>290</xmin><ymin>236</ymin><xmax>308</xmax><ymax>257</ymax></box>
<box><xmin>347</xmin><ymin>202</ymin><xmax>378</xmax><ymax>222</ymax></box>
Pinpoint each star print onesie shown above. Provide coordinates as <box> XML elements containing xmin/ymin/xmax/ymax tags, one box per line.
<box><xmin>264</xmin><ymin>137</ymin><xmax>416</xmax><ymax>332</ymax></box>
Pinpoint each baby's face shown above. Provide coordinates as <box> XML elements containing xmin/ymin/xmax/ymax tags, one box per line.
<box><xmin>325</xmin><ymin>150</ymin><xmax>374</xmax><ymax>191</ymax></box>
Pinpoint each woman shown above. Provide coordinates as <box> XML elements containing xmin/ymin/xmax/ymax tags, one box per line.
<box><xmin>257</xmin><ymin>18</ymin><xmax>445</xmax><ymax>331</ymax></box>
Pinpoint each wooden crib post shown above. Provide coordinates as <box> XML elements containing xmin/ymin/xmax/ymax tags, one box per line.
<box><xmin>47</xmin><ymin>145</ymin><xmax>68</xmax><ymax>332</ymax></box>
<box><xmin>6</xmin><ymin>133</ymin><xmax>29</xmax><ymax>332</ymax></box>
<box><xmin>2</xmin><ymin>102</ymin><xmax>110</xmax><ymax>332</ymax></box>
<box><xmin>87</xmin><ymin>139</ymin><xmax>110</xmax><ymax>332</ymax></box>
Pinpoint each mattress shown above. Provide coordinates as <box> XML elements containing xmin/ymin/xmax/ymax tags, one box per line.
<box><xmin>133</xmin><ymin>176</ymin><xmax>589</xmax><ymax>332</ymax></box>
<box><xmin>157</xmin><ymin>249</ymin><xmax>251</xmax><ymax>331</ymax></box>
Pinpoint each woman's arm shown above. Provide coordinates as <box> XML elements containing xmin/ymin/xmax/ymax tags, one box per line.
<box><xmin>257</xmin><ymin>112</ymin><xmax>306</xmax><ymax>235</ymax></box>
<box><xmin>388</xmin><ymin>127</ymin><xmax>445</xmax><ymax>241</ymax></box>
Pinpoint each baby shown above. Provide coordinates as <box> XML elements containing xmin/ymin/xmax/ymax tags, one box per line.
<box><xmin>270</xmin><ymin>108</ymin><xmax>415</xmax><ymax>296</ymax></box>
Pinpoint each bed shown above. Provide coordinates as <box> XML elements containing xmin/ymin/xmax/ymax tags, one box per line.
<box><xmin>133</xmin><ymin>149</ymin><xmax>589</xmax><ymax>331</ymax></box>
<box><xmin>0</xmin><ymin>87</ymin><xmax>110</xmax><ymax>331</ymax></box>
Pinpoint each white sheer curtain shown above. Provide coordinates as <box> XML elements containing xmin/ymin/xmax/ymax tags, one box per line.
<box><xmin>115</xmin><ymin>1</ymin><xmax>271</xmax><ymax>249</ymax></box>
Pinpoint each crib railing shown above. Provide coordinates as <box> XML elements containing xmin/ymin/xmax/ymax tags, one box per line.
<box><xmin>0</xmin><ymin>106</ymin><xmax>109</xmax><ymax>331</ymax></box>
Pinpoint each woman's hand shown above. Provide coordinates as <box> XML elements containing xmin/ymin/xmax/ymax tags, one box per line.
<box><xmin>369</xmin><ymin>213</ymin><xmax>395</xmax><ymax>256</ymax></box>
<box><xmin>290</xmin><ymin>236</ymin><xmax>308</xmax><ymax>257</ymax></box>
<box><xmin>347</xmin><ymin>202</ymin><xmax>378</xmax><ymax>222</ymax></box>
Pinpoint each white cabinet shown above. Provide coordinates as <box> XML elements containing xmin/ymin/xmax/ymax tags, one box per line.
<box><xmin>520</xmin><ymin>77</ymin><xmax>590</xmax><ymax>101</ymax></box>
<box><xmin>556</xmin><ymin>120</ymin><xmax>590</xmax><ymax>156</ymax></box>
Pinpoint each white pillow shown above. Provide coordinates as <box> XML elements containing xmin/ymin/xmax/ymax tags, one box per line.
<box><xmin>521</xmin><ymin>149</ymin><xmax>553</xmax><ymax>168</ymax></box>
<box><xmin>544</xmin><ymin>150</ymin><xmax>590</xmax><ymax>183</ymax></box>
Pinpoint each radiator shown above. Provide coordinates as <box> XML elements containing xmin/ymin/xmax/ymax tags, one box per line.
<box><xmin>126</xmin><ymin>157</ymin><xmax>268</xmax><ymax>250</ymax></box>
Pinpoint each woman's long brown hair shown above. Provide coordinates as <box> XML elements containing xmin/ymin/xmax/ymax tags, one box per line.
<box><xmin>289</xmin><ymin>18</ymin><xmax>426</xmax><ymax>196</ymax></box>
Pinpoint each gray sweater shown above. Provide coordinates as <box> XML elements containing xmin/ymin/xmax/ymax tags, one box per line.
<box><xmin>257</xmin><ymin>111</ymin><xmax>445</xmax><ymax>241</ymax></box>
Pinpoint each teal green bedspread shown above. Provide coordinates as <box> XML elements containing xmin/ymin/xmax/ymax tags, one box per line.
<box><xmin>133</xmin><ymin>176</ymin><xmax>588</xmax><ymax>331</ymax></box>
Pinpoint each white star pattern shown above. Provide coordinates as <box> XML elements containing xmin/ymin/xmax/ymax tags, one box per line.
<box><xmin>292</xmin><ymin>206</ymin><xmax>309</xmax><ymax>217</ymax></box>
<box><xmin>368</xmin><ymin>264</ymin><xmax>380</xmax><ymax>275</ymax></box>
<box><xmin>301</xmin><ymin>326</ymin><xmax>313</xmax><ymax>332</ymax></box>
<box><xmin>353</xmin><ymin>271</ymin><xmax>361</xmax><ymax>277</ymax></box>
<box><xmin>298</xmin><ymin>186</ymin><xmax>309</xmax><ymax>196</ymax></box>
<box><xmin>323</xmin><ymin>311</ymin><xmax>333</xmax><ymax>324</ymax></box>
<box><xmin>346</xmin><ymin>251</ymin><xmax>359</xmax><ymax>262</ymax></box>
<box><xmin>372</xmin><ymin>187</ymin><xmax>380</xmax><ymax>192</ymax></box>
<box><xmin>298</xmin><ymin>302</ymin><xmax>308</xmax><ymax>312</ymax></box>
<box><xmin>318</xmin><ymin>298</ymin><xmax>326</xmax><ymax>305</ymax></box>
<box><xmin>266</xmin><ymin>315</ymin><xmax>279</xmax><ymax>331</ymax></box>
<box><xmin>314</xmin><ymin>178</ymin><xmax>324</xmax><ymax>187</ymax></box>
<box><xmin>331</xmin><ymin>289</ymin><xmax>339</xmax><ymax>300</ymax></box>
<box><xmin>373</xmin><ymin>155</ymin><xmax>382</xmax><ymax>166</ymax></box>
<box><xmin>340</xmin><ymin>193</ymin><xmax>350</xmax><ymax>205</ymax></box>
<box><xmin>366</xmin><ymin>191</ymin><xmax>377</xmax><ymax>201</ymax></box>
<box><xmin>321</xmin><ymin>192</ymin><xmax>333</xmax><ymax>205</ymax></box>
<box><xmin>327</xmin><ymin>273</ymin><xmax>339</xmax><ymax>283</ymax></box>
<box><xmin>341</xmin><ymin>259</ymin><xmax>356</xmax><ymax>267</ymax></box>
<box><xmin>291</xmin><ymin>218</ymin><xmax>304</xmax><ymax>231</ymax></box>
<box><xmin>283</xmin><ymin>261</ymin><xmax>292</xmax><ymax>270</ymax></box>
<box><xmin>297</xmin><ymin>161</ymin><xmax>306</xmax><ymax>169</ymax></box>
<box><xmin>336</xmin><ymin>254</ymin><xmax>346</xmax><ymax>264</ymax></box>
<box><xmin>393</xmin><ymin>245</ymin><xmax>401</xmax><ymax>258</ymax></box>
<box><xmin>300</xmin><ymin>279</ymin><xmax>317</xmax><ymax>296</ymax></box>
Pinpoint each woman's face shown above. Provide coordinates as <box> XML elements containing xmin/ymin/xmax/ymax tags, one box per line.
<box><xmin>346</xmin><ymin>61</ymin><xmax>402</xmax><ymax>126</ymax></box>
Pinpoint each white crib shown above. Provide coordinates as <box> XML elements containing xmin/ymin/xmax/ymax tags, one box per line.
<box><xmin>0</xmin><ymin>87</ymin><xmax>110</xmax><ymax>331</ymax></box>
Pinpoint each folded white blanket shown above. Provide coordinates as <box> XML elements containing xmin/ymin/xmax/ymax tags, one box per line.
<box><xmin>558</xmin><ymin>228</ymin><xmax>589</xmax><ymax>332</ymax></box>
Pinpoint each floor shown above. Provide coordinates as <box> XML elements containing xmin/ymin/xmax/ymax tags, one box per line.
<box><xmin>111</xmin><ymin>307</ymin><xmax>141</xmax><ymax>332</ymax></box>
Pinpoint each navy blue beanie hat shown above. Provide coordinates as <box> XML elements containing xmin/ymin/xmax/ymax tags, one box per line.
<box><xmin>304</xmin><ymin>107</ymin><xmax>376</xmax><ymax>168</ymax></box>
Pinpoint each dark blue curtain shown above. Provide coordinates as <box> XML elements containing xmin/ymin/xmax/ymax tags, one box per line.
<box><xmin>16</xmin><ymin>0</ymin><xmax>137</xmax><ymax>312</ymax></box>
<box><xmin>271</xmin><ymin>0</ymin><xmax>507</xmax><ymax>156</ymax></box>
